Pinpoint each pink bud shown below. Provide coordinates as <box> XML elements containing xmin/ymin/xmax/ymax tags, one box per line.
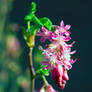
<box><xmin>65</xmin><ymin>25</ymin><xmax>71</xmax><ymax>30</ymax></box>
<box><xmin>60</xmin><ymin>21</ymin><xmax>64</xmax><ymax>27</ymax></box>
<box><xmin>51</xmin><ymin>64</ymin><xmax>69</xmax><ymax>89</ymax></box>
<box><xmin>62</xmin><ymin>67</ymin><xmax>69</xmax><ymax>80</ymax></box>
<box><xmin>39</xmin><ymin>84</ymin><xmax>57</xmax><ymax>92</ymax></box>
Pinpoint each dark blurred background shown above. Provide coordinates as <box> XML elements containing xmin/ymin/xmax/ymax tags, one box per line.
<box><xmin>0</xmin><ymin>0</ymin><xmax>92</xmax><ymax>92</ymax></box>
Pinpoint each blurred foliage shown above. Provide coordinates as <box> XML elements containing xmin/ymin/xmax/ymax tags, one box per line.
<box><xmin>33</xmin><ymin>47</ymin><xmax>44</xmax><ymax>63</ymax></box>
<box><xmin>0</xmin><ymin>0</ymin><xmax>31</xmax><ymax>92</ymax></box>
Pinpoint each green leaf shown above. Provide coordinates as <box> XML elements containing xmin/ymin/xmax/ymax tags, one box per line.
<box><xmin>25</xmin><ymin>13</ymin><xmax>34</xmax><ymax>21</ymax></box>
<box><xmin>40</xmin><ymin>17</ymin><xmax>52</xmax><ymax>30</ymax></box>
<box><xmin>24</xmin><ymin>2</ymin><xmax>53</xmax><ymax>38</ymax></box>
<box><xmin>41</xmin><ymin>69</ymin><xmax>50</xmax><ymax>76</ymax></box>
<box><xmin>30</xmin><ymin>2</ymin><xmax>36</xmax><ymax>14</ymax></box>
<box><xmin>36</xmin><ymin>64</ymin><xmax>46</xmax><ymax>71</ymax></box>
<box><xmin>28</xmin><ymin>25</ymin><xmax>39</xmax><ymax>35</ymax></box>
<box><xmin>36</xmin><ymin>64</ymin><xmax>50</xmax><ymax>76</ymax></box>
<box><xmin>25</xmin><ymin>13</ymin><xmax>43</xmax><ymax>26</ymax></box>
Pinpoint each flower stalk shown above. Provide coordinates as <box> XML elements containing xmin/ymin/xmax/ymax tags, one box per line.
<box><xmin>27</xmin><ymin>21</ymin><xmax>31</xmax><ymax>31</ymax></box>
<box><xmin>41</xmin><ymin>75</ymin><xmax>48</xmax><ymax>87</ymax></box>
<box><xmin>29</xmin><ymin>48</ymin><xmax>35</xmax><ymax>92</ymax></box>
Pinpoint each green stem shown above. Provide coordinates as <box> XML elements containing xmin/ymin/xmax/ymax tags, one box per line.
<box><xmin>27</xmin><ymin>19</ymin><xmax>35</xmax><ymax>92</ymax></box>
<box><xmin>27</xmin><ymin>21</ymin><xmax>30</xmax><ymax>31</ymax></box>
<box><xmin>41</xmin><ymin>75</ymin><xmax>48</xmax><ymax>87</ymax></box>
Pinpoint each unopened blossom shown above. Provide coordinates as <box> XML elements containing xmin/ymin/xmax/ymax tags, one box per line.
<box><xmin>41</xmin><ymin>59</ymin><xmax>69</xmax><ymax>89</ymax></box>
<box><xmin>37</xmin><ymin>20</ymin><xmax>77</xmax><ymax>89</ymax></box>
<box><xmin>51</xmin><ymin>64</ymin><xmax>69</xmax><ymax>89</ymax></box>
<box><xmin>39</xmin><ymin>84</ymin><xmax>57</xmax><ymax>92</ymax></box>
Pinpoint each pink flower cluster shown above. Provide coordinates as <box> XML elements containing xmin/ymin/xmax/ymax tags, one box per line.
<box><xmin>37</xmin><ymin>20</ymin><xmax>77</xmax><ymax>89</ymax></box>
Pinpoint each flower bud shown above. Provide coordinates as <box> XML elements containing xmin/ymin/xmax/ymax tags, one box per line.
<box><xmin>51</xmin><ymin>64</ymin><xmax>69</xmax><ymax>89</ymax></box>
<box><xmin>39</xmin><ymin>84</ymin><xmax>57</xmax><ymax>92</ymax></box>
<box><xmin>27</xmin><ymin>35</ymin><xmax>35</xmax><ymax>48</ymax></box>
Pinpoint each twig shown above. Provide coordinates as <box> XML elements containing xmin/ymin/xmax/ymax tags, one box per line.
<box><xmin>29</xmin><ymin>48</ymin><xmax>35</xmax><ymax>92</ymax></box>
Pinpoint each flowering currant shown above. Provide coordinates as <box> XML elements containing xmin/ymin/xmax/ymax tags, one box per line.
<box><xmin>37</xmin><ymin>20</ymin><xmax>76</xmax><ymax>89</ymax></box>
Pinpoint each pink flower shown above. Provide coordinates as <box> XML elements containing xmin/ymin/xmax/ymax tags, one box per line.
<box><xmin>37</xmin><ymin>20</ymin><xmax>72</xmax><ymax>43</ymax></box>
<box><xmin>37</xmin><ymin>20</ymin><xmax>77</xmax><ymax>89</ymax></box>
<box><xmin>39</xmin><ymin>41</ymin><xmax>76</xmax><ymax>70</ymax></box>
<box><xmin>41</xmin><ymin>60</ymin><xmax>69</xmax><ymax>89</ymax></box>
<box><xmin>39</xmin><ymin>84</ymin><xmax>57</xmax><ymax>92</ymax></box>
<box><xmin>59</xmin><ymin>20</ymin><xmax>71</xmax><ymax>36</ymax></box>
<box><xmin>36</xmin><ymin>27</ymin><xmax>53</xmax><ymax>42</ymax></box>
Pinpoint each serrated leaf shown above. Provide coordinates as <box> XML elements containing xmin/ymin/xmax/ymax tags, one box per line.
<box><xmin>25</xmin><ymin>13</ymin><xmax>34</xmax><ymax>21</ymax></box>
<box><xmin>27</xmin><ymin>25</ymin><xmax>39</xmax><ymax>35</ymax></box>
<box><xmin>37</xmin><ymin>64</ymin><xmax>47</xmax><ymax>70</ymax></box>
<box><xmin>36</xmin><ymin>64</ymin><xmax>49</xmax><ymax>76</ymax></box>
<box><xmin>25</xmin><ymin>13</ymin><xmax>43</xmax><ymax>27</ymax></box>
<box><xmin>41</xmin><ymin>69</ymin><xmax>50</xmax><ymax>76</ymax></box>
<box><xmin>40</xmin><ymin>17</ymin><xmax>52</xmax><ymax>30</ymax></box>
